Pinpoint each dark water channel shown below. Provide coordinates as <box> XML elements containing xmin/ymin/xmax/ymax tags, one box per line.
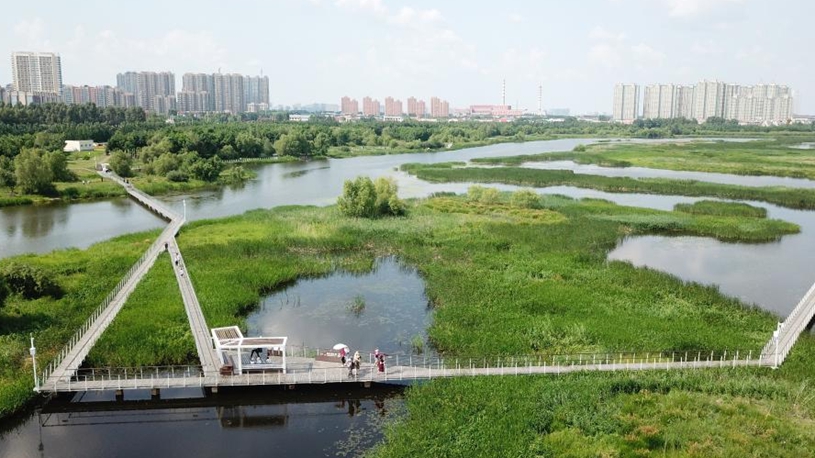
<box><xmin>0</xmin><ymin>386</ymin><xmax>404</xmax><ymax>458</ymax></box>
<box><xmin>248</xmin><ymin>257</ymin><xmax>433</xmax><ymax>357</ymax></box>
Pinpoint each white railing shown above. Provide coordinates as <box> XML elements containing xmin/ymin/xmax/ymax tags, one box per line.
<box><xmin>42</xmin><ymin>348</ymin><xmax>769</xmax><ymax>393</ymax></box>
<box><xmin>39</xmin><ymin>222</ymin><xmax>180</xmax><ymax>389</ymax></box>
<box><xmin>760</xmin><ymin>281</ymin><xmax>815</xmax><ymax>367</ymax></box>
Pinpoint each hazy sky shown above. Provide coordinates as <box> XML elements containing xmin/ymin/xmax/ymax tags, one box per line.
<box><xmin>2</xmin><ymin>0</ymin><xmax>812</xmax><ymax>114</ymax></box>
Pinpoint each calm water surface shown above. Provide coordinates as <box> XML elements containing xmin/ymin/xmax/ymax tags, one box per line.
<box><xmin>248</xmin><ymin>257</ymin><xmax>433</xmax><ymax>356</ymax></box>
<box><xmin>0</xmin><ymin>386</ymin><xmax>403</xmax><ymax>458</ymax></box>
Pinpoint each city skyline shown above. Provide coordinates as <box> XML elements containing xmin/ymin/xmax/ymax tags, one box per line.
<box><xmin>1</xmin><ymin>1</ymin><xmax>812</xmax><ymax>114</ymax></box>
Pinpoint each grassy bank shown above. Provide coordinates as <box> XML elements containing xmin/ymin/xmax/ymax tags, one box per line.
<box><xmin>473</xmin><ymin>137</ymin><xmax>815</xmax><ymax>180</ymax></box>
<box><xmin>403</xmin><ymin>162</ymin><xmax>815</xmax><ymax>210</ymax></box>
<box><xmin>0</xmin><ymin>231</ymin><xmax>155</xmax><ymax>417</ymax></box>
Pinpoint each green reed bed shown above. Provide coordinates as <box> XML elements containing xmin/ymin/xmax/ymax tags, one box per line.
<box><xmin>402</xmin><ymin>163</ymin><xmax>815</xmax><ymax>210</ymax></box>
<box><xmin>86</xmin><ymin>252</ymin><xmax>194</xmax><ymax>367</ymax></box>
<box><xmin>674</xmin><ymin>200</ymin><xmax>768</xmax><ymax>218</ymax></box>
<box><xmin>0</xmin><ymin>231</ymin><xmax>155</xmax><ymax>416</ymax></box>
<box><xmin>370</xmin><ymin>340</ymin><xmax>815</xmax><ymax>458</ymax></box>
<box><xmin>473</xmin><ymin>138</ymin><xmax>815</xmax><ymax>180</ymax></box>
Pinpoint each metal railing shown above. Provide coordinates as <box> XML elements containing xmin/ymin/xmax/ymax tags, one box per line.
<box><xmin>41</xmin><ymin>347</ymin><xmax>770</xmax><ymax>393</ymax></box>
<box><xmin>39</xmin><ymin>222</ymin><xmax>181</xmax><ymax>389</ymax></box>
<box><xmin>761</xmin><ymin>280</ymin><xmax>815</xmax><ymax>367</ymax></box>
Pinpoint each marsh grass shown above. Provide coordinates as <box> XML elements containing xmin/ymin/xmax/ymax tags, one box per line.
<box><xmin>674</xmin><ymin>200</ymin><xmax>767</xmax><ymax>218</ymax></box>
<box><xmin>370</xmin><ymin>340</ymin><xmax>815</xmax><ymax>457</ymax></box>
<box><xmin>403</xmin><ymin>163</ymin><xmax>815</xmax><ymax>210</ymax></box>
<box><xmin>348</xmin><ymin>294</ymin><xmax>367</xmax><ymax>316</ymax></box>
<box><xmin>0</xmin><ymin>231</ymin><xmax>155</xmax><ymax>416</ymax></box>
<box><xmin>472</xmin><ymin>138</ymin><xmax>815</xmax><ymax>180</ymax></box>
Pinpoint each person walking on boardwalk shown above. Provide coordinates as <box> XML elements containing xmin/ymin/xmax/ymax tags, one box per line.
<box><xmin>175</xmin><ymin>253</ymin><xmax>180</xmax><ymax>267</ymax></box>
<box><xmin>375</xmin><ymin>348</ymin><xmax>386</xmax><ymax>373</ymax></box>
<box><xmin>164</xmin><ymin>241</ymin><xmax>168</xmax><ymax>252</ymax></box>
<box><xmin>353</xmin><ymin>351</ymin><xmax>361</xmax><ymax>376</ymax></box>
<box><xmin>339</xmin><ymin>346</ymin><xmax>347</xmax><ymax>366</ymax></box>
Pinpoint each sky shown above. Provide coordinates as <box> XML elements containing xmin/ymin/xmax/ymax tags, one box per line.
<box><xmin>2</xmin><ymin>0</ymin><xmax>813</xmax><ymax>114</ymax></box>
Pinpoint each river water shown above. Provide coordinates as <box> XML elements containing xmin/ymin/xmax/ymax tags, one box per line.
<box><xmin>2</xmin><ymin>137</ymin><xmax>815</xmax><ymax>456</ymax></box>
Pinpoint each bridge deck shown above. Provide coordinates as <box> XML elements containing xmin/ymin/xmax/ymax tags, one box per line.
<box><xmin>168</xmin><ymin>237</ymin><xmax>220</xmax><ymax>375</ymax></box>
<box><xmin>42</xmin><ymin>355</ymin><xmax>765</xmax><ymax>393</ymax></box>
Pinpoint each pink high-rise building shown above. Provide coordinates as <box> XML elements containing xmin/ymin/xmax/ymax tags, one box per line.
<box><xmin>408</xmin><ymin>96</ymin><xmax>426</xmax><ymax>117</ymax></box>
<box><xmin>384</xmin><ymin>97</ymin><xmax>403</xmax><ymax>116</ymax></box>
<box><xmin>362</xmin><ymin>96</ymin><xmax>381</xmax><ymax>117</ymax></box>
<box><xmin>430</xmin><ymin>97</ymin><xmax>449</xmax><ymax>118</ymax></box>
<box><xmin>341</xmin><ymin>96</ymin><xmax>359</xmax><ymax>115</ymax></box>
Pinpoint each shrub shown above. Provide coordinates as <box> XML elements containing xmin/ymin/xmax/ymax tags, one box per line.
<box><xmin>166</xmin><ymin>170</ymin><xmax>189</xmax><ymax>182</ymax></box>
<box><xmin>511</xmin><ymin>189</ymin><xmax>541</xmax><ymax>209</ymax></box>
<box><xmin>0</xmin><ymin>263</ymin><xmax>62</xmax><ymax>299</ymax></box>
<box><xmin>109</xmin><ymin>151</ymin><xmax>133</xmax><ymax>177</ymax></box>
<box><xmin>338</xmin><ymin>176</ymin><xmax>406</xmax><ymax>218</ymax></box>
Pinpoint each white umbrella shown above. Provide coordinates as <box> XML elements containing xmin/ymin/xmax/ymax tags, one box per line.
<box><xmin>333</xmin><ymin>343</ymin><xmax>349</xmax><ymax>350</ymax></box>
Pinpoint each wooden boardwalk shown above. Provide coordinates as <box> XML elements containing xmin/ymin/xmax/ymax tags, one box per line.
<box><xmin>167</xmin><ymin>237</ymin><xmax>220</xmax><ymax>375</ymax></box>
<box><xmin>37</xmin><ymin>171</ymin><xmax>815</xmax><ymax>394</ymax></box>
<box><xmin>41</xmin><ymin>352</ymin><xmax>765</xmax><ymax>393</ymax></box>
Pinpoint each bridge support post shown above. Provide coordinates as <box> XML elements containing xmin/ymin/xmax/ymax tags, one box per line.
<box><xmin>363</xmin><ymin>381</ymin><xmax>371</xmax><ymax>388</ymax></box>
<box><xmin>115</xmin><ymin>389</ymin><xmax>124</xmax><ymax>401</ymax></box>
<box><xmin>151</xmin><ymin>388</ymin><xmax>160</xmax><ymax>400</ymax></box>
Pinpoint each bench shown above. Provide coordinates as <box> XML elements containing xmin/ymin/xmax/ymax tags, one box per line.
<box><xmin>220</xmin><ymin>352</ymin><xmax>234</xmax><ymax>376</ymax></box>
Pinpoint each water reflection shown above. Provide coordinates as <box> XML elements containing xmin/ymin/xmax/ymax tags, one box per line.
<box><xmin>0</xmin><ymin>386</ymin><xmax>403</xmax><ymax>458</ymax></box>
<box><xmin>247</xmin><ymin>257</ymin><xmax>432</xmax><ymax>356</ymax></box>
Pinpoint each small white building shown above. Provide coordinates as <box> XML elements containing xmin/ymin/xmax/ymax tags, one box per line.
<box><xmin>63</xmin><ymin>140</ymin><xmax>94</xmax><ymax>152</ymax></box>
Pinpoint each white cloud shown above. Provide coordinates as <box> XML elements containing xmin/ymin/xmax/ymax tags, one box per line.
<box><xmin>691</xmin><ymin>40</ymin><xmax>723</xmax><ymax>55</ymax></box>
<box><xmin>334</xmin><ymin>0</ymin><xmax>386</xmax><ymax>15</ymax></box>
<box><xmin>588</xmin><ymin>43</ymin><xmax>623</xmax><ymax>68</ymax></box>
<box><xmin>389</xmin><ymin>7</ymin><xmax>442</xmax><ymax>25</ymax></box>
<box><xmin>631</xmin><ymin>43</ymin><xmax>665</xmax><ymax>65</ymax></box>
<box><xmin>588</xmin><ymin>26</ymin><xmax>625</xmax><ymax>42</ymax></box>
<box><xmin>508</xmin><ymin>13</ymin><xmax>524</xmax><ymax>24</ymax></box>
<box><xmin>664</xmin><ymin>0</ymin><xmax>744</xmax><ymax>17</ymax></box>
<box><xmin>13</xmin><ymin>18</ymin><xmax>50</xmax><ymax>49</ymax></box>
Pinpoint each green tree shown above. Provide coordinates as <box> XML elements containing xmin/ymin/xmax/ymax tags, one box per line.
<box><xmin>153</xmin><ymin>153</ymin><xmax>180</xmax><ymax>176</ymax></box>
<box><xmin>312</xmin><ymin>132</ymin><xmax>332</xmax><ymax>156</ymax></box>
<box><xmin>0</xmin><ymin>156</ymin><xmax>16</xmax><ymax>193</ymax></box>
<box><xmin>46</xmin><ymin>151</ymin><xmax>76</xmax><ymax>182</ymax></box>
<box><xmin>235</xmin><ymin>132</ymin><xmax>263</xmax><ymax>158</ymax></box>
<box><xmin>0</xmin><ymin>276</ymin><xmax>8</xmax><ymax>307</ymax></box>
<box><xmin>14</xmin><ymin>149</ymin><xmax>54</xmax><ymax>194</ymax></box>
<box><xmin>188</xmin><ymin>156</ymin><xmax>223</xmax><ymax>182</ymax></box>
<box><xmin>374</xmin><ymin>177</ymin><xmax>406</xmax><ymax>216</ymax></box>
<box><xmin>274</xmin><ymin>130</ymin><xmax>311</xmax><ymax>157</ymax></box>
<box><xmin>109</xmin><ymin>151</ymin><xmax>133</xmax><ymax>177</ymax></box>
<box><xmin>338</xmin><ymin>176</ymin><xmax>405</xmax><ymax>218</ymax></box>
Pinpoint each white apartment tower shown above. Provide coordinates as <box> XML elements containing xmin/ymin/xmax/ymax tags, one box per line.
<box><xmin>11</xmin><ymin>52</ymin><xmax>63</xmax><ymax>95</ymax></box>
<box><xmin>612</xmin><ymin>84</ymin><xmax>639</xmax><ymax>122</ymax></box>
<box><xmin>643</xmin><ymin>84</ymin><xmax>677</xmax><ymax>119</ymax></box>
<box><xmin>691</xmin><ymin>80</ymin><xmax>727</xmax><ymax>122</ymax></box>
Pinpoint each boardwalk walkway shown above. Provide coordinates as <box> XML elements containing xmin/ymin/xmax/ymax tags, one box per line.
<box><xmin>37</xmin><ymin>171</ymin><xmax>815</xmax><ymax>394</ymax></box>
<box><xmin>167</xmin><ymin>237</ymin><xmax>220</xmax><ymax>375</ymax></box>
<box><xmin>42</xmin><ymin>350</ymin><xmax>764</xmax><ymax>393</ymax></box>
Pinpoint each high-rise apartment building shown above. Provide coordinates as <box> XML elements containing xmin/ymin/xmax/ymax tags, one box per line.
<box><xmin>416</xmin><ymin>100</ymin><xmax>426</xmax><ymax>118</ymax></box>
<box><xmin>341</xmin><ymin>96</ymin><xmax>359</xmax><ymax>115</ymax></box>
<box><xmin>617</xmin><ymin>80</ymin><xmax>793</xmax><ymax>124</ymax></box>
<box><xmin>384</xmin><ymin>97</ymin><xmax>403</xmax><ymax>117</ymax></box>
<box><xmin>178</xmin><ymin>72</ymin><xmax>263</xmax><ymax>113</ymax></box>
<box><xmin>430</xmin><ymin>97</ymin><xmax>449</xmax><ymax>118</ymax></box>
<box><xmin>11</xmin><ymin>52</ymin><xmax>63</xmax><ymax>95</ymax></box>
<box><xmin>691</xmin><ymin>80</ymin><xmax>727</xmax><ymax>122</ymax></box>
<box><xmin>612</xmin><ymin>84</ymin><xmax>639</xmax><ymax>122</ymax></box>
<box><xmin>643</xmin><ymin>84</ymin><xmax>676</xmax><ymax>119</ymax></box>
<box><xmin>362</xmin><ymin>96</ymin><xmax>380</xmax><ymax>117</ymax></box>
<box><xmin>62</xmin><ymin>85</ymin><xmax>134</xmax><ymax>108</ymax></box>
<box><xmin>116</xmin><ymin>71</ymin><xmax>176</xmax><ymax>114</ymax></box>
<box><xmin>244</xmin><ymin>75</ymin><xmax>270</xmax><ymax>107</ymax></box>
<box><xmin>407</xmin><ymin>97</ymin><xmax>422</xmax><ymax>117</ymax></box>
